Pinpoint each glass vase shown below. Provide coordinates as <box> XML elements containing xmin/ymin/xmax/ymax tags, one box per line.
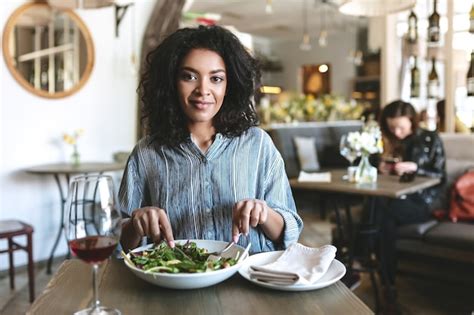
<box><xmin>71</xmin><ymin>145</ymin><xmax>80</xmax><ymax>167</ymax></box>
<box><xmin>355</xmin><ymin>154</ymin><xmax>377</xmax><ymax>184</ymax></box>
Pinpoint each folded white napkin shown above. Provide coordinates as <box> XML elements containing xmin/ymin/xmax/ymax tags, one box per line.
<box><xmin>297</xmin><ymin>171</ymin><xmax>331</xmax><ymax>183</ymax></box>
<box><xmin>249</xmin><ymin>243</ymin><xmax>337</xmax><ymax>285</ymax></box>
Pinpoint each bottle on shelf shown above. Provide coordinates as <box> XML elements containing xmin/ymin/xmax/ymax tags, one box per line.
<box><xmin>410</xmin><ymin>56</ymin><xmax>420</xmax><ymax>98</ymax></box>
<box><xmin>469</xmin><ymin>3</ymin><xmax>474</xmax><ymax>34</ymax></box>
<box><xmin>428</xmin><ymin>0</ymin><xmax>440</xmax><ymax>43</ymax></box>
<box><xmin>467</xmin><ymin>50</ymin><xmax>474</xmax><ymax>97</ymax></box>
<box><xmin>428</xmin><ymin>58</ymin><xmax>439</xmax><ymax>99</ymax></box>
<box><xmin>407</xmin><ymin>10</ymin><xmax>418</xmax><ymax>44</ymax></box>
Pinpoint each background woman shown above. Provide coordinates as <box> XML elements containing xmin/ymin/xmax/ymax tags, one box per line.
<box><xmin>377</xmin><ymin>100</ymin><xmax>446</xmax><ymax>286</ymax></box>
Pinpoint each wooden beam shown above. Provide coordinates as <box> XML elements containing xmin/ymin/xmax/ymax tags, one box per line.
<box><xmin>381</xmin><ymin>14</ymin><xmax>399</xmax><ymax>107</ymax></box>
<box><xmin>444</xmin><ymin>0</ymin><xmax>455</xmax><ymax>132</ymax></box>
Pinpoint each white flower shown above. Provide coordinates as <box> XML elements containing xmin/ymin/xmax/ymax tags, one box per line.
<box><xmin>345</xmin><ymin>124</ymin><xmax>383</xmax><ymax>155</ymax></box>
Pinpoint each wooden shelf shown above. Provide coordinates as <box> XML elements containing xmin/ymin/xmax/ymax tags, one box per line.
<box><xmin>353</xmin><ymin>75</ymin><xmax>380</xmax><ymax>83</ymax></box>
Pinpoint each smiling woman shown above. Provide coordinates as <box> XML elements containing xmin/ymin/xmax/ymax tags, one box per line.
<box><xmin>2</xmin><ymin>2</ymin><xmax>94</xmax><ymax>98</ymax></box>
<box><xmin>119</xmin><ymin>25</ymin><xmax>303</xmax><ymax>255</ymax></box>
<box><xmin>177</xmin><ymin>49</ymin><xmax>227</xmax><ymax>142</ymax></box>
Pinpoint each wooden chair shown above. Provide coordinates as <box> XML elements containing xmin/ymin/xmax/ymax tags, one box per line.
<box><xmin>0</xmin><ymin>220</ymin><xmax>34</xmax><ymax>302</ymax></box>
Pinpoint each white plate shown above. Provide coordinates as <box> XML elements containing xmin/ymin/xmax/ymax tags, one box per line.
<box><xmin>124</xmin><ymin>240</ymin><xmax>246</xmax><ymax>289</ymax></box>
<box><xmin>238</xmin><ymin>251</ymin><xmax>346</xmax><ymax>291</ymax></box>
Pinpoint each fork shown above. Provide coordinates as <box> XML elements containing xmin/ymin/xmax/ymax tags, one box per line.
<box><xmin>237</xmin><ymin>242</ymin><xmax>251</xmax><ymax>263</ymax></box>
<box><xmin>206</xmin><ymin>240</ymin><xmax>235</xmax><ymax>263</ymax></box>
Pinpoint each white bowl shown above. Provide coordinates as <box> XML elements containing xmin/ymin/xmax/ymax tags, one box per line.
<box><xmin>124</xmin><ymin>239</ymin><xmax>246</xmax><ymax>289</ymax></box>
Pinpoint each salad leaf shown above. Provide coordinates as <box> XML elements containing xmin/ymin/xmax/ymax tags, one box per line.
<box><xmin>129</xmin><ymin>241</ymin><xmax>237</xmax><ymax>274</ymax></box>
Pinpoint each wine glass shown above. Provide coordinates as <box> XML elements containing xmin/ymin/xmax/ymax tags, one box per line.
<box><xmin>339</xmin><ymin>134</ymin><xmax>359</xmax><ymax>166</ymax></box>
<box><xmin>64</xmin><ymin>175</ymin><xmax>122</xmax><ymax>315</ymax></box>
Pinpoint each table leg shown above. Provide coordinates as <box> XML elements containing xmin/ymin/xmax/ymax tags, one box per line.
<box><xmin>365</xmin><ymin>196</ymin><xmax>402</xmax><ymax>313</ymax></box>
<box><xmin>8</xmin><ymin>238</ymin><xmax>14</xmax><ymax>289</ymax></box>
<box><xmin>319</xmin><ymin>193</ymin><xmax>327</xmax><ymax>220</ymax></box>
<box><xmin>365</xmin><ymin>196</ymin><xmax>383</xmax><ymax>313</ymax></box>
<box><xmin>368</xmin><ymin>266</ymin><xmax>381</xmax><ymax>313</ymax></box>
<box><xmin>332</xmin><ymin>196</ymin><xmax>356</xmax><ymax>266</ymax></box>
<box><xmin>46</xmin><ymin>174</ymin><xmax>67</xmax><ymax>274</ymax></box>
<box><xmin>331</xmin><ymin>196</ymin><xmax>345</xmax><ymax>250</ymax></box>
<box><xmin>375</xmin><ymin>198</ymin><xmax>398</xmax><ymax>311</ymax></box>
<box><xmin>27</xmin><ymin>232</ymin><xmax>35</xmax><ymax>302</ymax></box>
<box><xmin>337</xmin><ymin>196</ymin><xmax>382</xmax><ymax>313</ymax></box>
<box><xmin>344</xmin><ymin>199</ymin><xmax>354</xmax><ymax>268</ymax></box>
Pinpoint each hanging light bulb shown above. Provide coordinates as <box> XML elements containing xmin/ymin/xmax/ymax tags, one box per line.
<box><xmin>339</xmin><ymin>0</ymin><xmax>416</xmax><ymax>17</ymax></box>
<box><xmin>318</xmin><ymin>30</ymin><xmax>328</xmax><ymax>47</ymax></box>
<box><xmin>265</xmin><ymin>0</ymin><xmax>273</xmax><ymax>14</ymax></box>
<box><xmin>299</xmin><ymin>0</ymin><xmax>311</xmax><ymax>50</ymax></box>
<box><xmin>318</xmin><ymin>64</ymin><xmax>329</xmax><ymax>73</ymax></box>
<box><xmin>300</xmin><ymin>33</ymin><xmax>312</xmax><ymax>51</ymax></box>
<box><xmin>318</xmin><ymin>0</ymin><xmax>329</xmax><ymax>47</ymax></box>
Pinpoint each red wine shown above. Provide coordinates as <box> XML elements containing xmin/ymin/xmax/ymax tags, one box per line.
<box><xmin>69</xmin><ymin>236</ymin><xmax>118</xmax><ymax>263</ymax></box>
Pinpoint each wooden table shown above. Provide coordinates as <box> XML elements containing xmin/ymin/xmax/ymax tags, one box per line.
<box><xmin>26</xmin><ymin>162</ymin><xmax>125</xmax><ymax>273</ymax></box>
<box><xmin>290</xmin><ymin>169</ymin><xmax>441</xmax><ymax>312</ymax></box>
<box><xmin>290</xmin><ymin>169</ymin><xmax>441</xmax><ymax>198</ymax></box>
<box><xmin>28</xmin><ymin>259</ymin><xmax>374</xmax><ymax>315</ymax></box>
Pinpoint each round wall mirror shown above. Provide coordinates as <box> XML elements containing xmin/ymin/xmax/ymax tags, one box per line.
<box><xmin>2</xmin><ymin>3</ymin><xmax>94</xmax><ymax>99</ymax></box>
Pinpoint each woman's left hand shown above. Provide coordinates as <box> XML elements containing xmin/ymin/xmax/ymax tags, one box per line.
<box><xmin>232</xmin><ymin>199</ymin><xmax>268</xmax><ymax>242</ymax></box>
<box><xmin>394</xmin><ymin>161</ymin><xmax>417</xmax><ymax>176</ymax></box>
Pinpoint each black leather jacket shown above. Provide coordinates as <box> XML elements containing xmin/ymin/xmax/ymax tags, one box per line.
<box><xmin>401</xmin><ymin>128</ymin><xmax>446</xmax><ymax>207</ymax></box>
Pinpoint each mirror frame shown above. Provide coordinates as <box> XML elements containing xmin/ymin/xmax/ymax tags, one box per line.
<box><xmin>2</xmin><ymin>3</ymin><xmax>95</xmax><ymax>99</ymax></box>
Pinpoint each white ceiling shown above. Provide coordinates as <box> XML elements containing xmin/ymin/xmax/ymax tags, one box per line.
<box><xmin>185</xmin><ymin>0</ymin><xmax>366</xmax><ymax>40</ymax></box>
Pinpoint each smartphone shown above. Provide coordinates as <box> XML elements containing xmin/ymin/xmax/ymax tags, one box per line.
<box><xmin>399</xmin><ymin>172</ymin><xmax>416</xmax><ymax>183</ymax></box>
<box><xmin>383</xmin><ymin>157</ymin><xmax>399</xmax><ymax>173</ymax></box>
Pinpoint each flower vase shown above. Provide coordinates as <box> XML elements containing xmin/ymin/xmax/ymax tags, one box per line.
<box><xmin>355</xmin><ymin>154</ymin><xmax>377</xmax><ymax>184</ymax></box>
<box><xmin>71</xmin><ymin>145</ymin><xmax>80</xmax><ymax>167</ymax></box>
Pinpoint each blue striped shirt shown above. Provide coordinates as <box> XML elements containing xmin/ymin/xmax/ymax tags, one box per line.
<box><xmin>119</xmin><ymin>127</ymin><xmax>303</xmax><ymax>252</ymax></box>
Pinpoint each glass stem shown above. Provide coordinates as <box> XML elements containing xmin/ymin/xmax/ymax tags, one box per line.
<box><xmin>92</xmin><ymin>264</ymin><xmax>100</xmax><ymax>310</ymax></box>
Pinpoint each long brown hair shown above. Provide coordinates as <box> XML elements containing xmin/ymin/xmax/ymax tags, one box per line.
<box><xmin>379</xmin><ymin>100</ymin><xmax>418</xmax><ymax>157</ymax></box>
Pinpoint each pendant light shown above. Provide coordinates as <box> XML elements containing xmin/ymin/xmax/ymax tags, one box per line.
<box><xmin>318</xmin><ymin>0</ymin><xmax>329</xmax><ymax>47</ymax></box>
<box><xmin>300</xmin><ymin>0</ymin><xmax>312</xmax><ymax>51</ymax></box>
<box><xmin>265</xmin><ymin>0</ymin><xmax>273</xmax><ymax>14</ymax></box>
<box><xmin>339</xmin><ymin>0</ymin><xmax>416</xmax><ymax>17</ymax></box>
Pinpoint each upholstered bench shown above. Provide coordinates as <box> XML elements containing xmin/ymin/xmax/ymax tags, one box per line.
<box><xmin>396</xmin><ymin>134</ymin><xmax>474</xmax><ymax>266</ymax></box>
<box><xmin>397</xmin><ymin>221</ymin><xmax>474</xmax><ymax>263</ymax></box>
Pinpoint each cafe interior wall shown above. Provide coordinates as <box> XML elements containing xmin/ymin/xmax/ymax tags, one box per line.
<box><xmin>0</xmin><ymin>0</ymin><xmax>155</xmax><ymax>270</ymax></box>
<box><xmin>263</xmin><ymin>31</ymin><xmax>357</xmax><ymax>97</ymax></box>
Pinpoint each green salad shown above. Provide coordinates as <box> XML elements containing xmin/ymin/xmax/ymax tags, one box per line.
<box><xmin>128</xmin><ymin>241</ymin><xmax>238</xmax><ymax>273</ymax></box>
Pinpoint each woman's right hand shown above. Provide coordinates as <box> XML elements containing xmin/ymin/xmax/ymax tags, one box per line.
<box><xmin>128</xmin><ymin>207</ymin><xmax>175</xmax><ymax>248</ymax></box>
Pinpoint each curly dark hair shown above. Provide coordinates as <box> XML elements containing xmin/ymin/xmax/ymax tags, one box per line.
<box><xmin>138</xmin><ymin>25</ymin><xmax>261</xmax><ymax>146</ymax></box>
